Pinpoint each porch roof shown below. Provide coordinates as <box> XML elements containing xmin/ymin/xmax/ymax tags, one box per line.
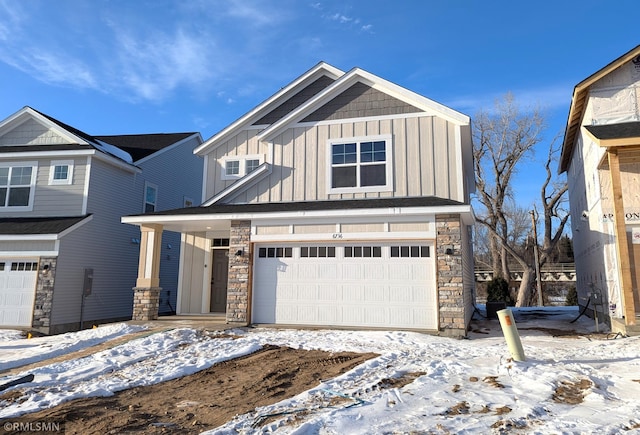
<box><xmin>122</xmin><ymin>196</ymin><xmax>474</xmax><ymax>233</ymax></box>
<box><xmin>0</xmin><ymin>215</ymin><xmax>92</xmax><ymax>237</ymax></box>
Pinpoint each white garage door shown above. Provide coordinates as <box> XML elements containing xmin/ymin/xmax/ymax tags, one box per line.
<box><xmin>0</xmin><ymin>260</ymin><xmax>38</xmax><ymax>327</ymax></box>
<box><xmin>253</xmin><ymin>243</ymin><xmax>437</xmax><ymax>329</ymax></box>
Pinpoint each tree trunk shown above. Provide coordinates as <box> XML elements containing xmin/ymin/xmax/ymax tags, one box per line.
<box><xmin>515</xmin><ymin>267</ymin><xmax>536</xmax><ymax>307</ymax></box>
<box><xmin>490</xmin><ymin>232</ymin><xmax>502</xmax><ymax>277</ymax></box>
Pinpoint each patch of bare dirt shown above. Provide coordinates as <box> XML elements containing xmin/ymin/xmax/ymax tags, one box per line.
<box><xmin>552</xmin><ymin>378</ymin><xmax>592</xmax><ymax>404</ymax></box>
<box><xmin>0</xmin><ymin>345</ymin><xmax>377</xmax><ymax>435</ymax></box>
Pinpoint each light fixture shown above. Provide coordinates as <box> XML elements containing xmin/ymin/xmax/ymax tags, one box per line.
<box><xmin>445</xmin><ymin>248</ymin><xmax>454</xmax><ymax>255</ymax></box>
<box><xmin>235</xmin><ymin>249</ymin><xmax>244</xmax><ymax>257</ymax></box>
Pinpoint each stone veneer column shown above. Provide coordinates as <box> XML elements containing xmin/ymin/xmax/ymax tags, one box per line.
<box><xmin>436</xmin><ymin>214</ymin><xmax>466</xmax><ymax>336</ymax></box>
<box><xmin>226</xmin><ymin>220</ymin><xmax>251</xmax><ymax>324</ymax></box>
<box><xmin>31</xmin><ymin>257</ymin><xmax>57</xmax><ymax>332</ymax></box>
<box><xmin>132</xmin><ymin>224</ymin><xmax>163</xmax><ymax>321</ymax></box>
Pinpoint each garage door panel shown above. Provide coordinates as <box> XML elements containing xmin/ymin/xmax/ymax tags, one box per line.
<box><xmin>253</xmin><ymin>243</ymin><xmax>436</xmax><ymax>329</ymax></box>
<box><xmin>0</xmin><ymin>259</ymin><xmax>38</xmax><ymax>328</ymax></box>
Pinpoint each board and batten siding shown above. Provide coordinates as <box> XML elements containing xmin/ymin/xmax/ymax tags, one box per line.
<box><xmin>50</xmin><ymin>159</ymin><xmax>140</xmax><ymax>329</ymax></box>
<box><xmin>206</xmin><ymin>115</ymin><xmax>463</xmax><ymax>204</ymax></box>
<box><xmin>177</xmin><ymin>231</ymin><xmax>210</xmax><ymax>314</ymax></box>
<box><xmin>204</xmin><ymin>129</ymin><xmax>268</xmax><ymax>203</ymax></box>
<box><xmin>0</xmin><ymin>156</ymin><xmax>87</xmax><ymax>218</ymax></box>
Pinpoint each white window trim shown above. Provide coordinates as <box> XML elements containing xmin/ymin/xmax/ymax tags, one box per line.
<box><xmin>48</xmin><ymin>159</ymin><xmax>74</xmax><ymax>185</ymax></box>
<box><xmin>0</xmin><ymin>161</ymin><xmax>38</xmax><ymax>212</ymax></box>
<box><xmin>221</xmin><ymin>154</ymin><xmax>264</xmax><ymax>180</ymax></box>
<box><xmin>326</xmin><ymin>134</ymin><xmax>393</xmax><ymax>194</ymax></box>
<box><xmin>144</xmin><ymin>181</ymin><xmax>158</xmax><ymax>213</ymax></box>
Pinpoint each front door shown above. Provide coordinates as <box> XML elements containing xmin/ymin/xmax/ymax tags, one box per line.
<box><xmin>210</xmin><ymin>250</ymin><xmax>229</xmax><ymax>313</ymax></box>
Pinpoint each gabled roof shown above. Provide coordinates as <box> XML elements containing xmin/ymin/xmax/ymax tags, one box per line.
<box><xmin>193</xmin><ymin>62</ymin><xmax>344</xmax><ymax>156</ymax></box>
<box><xmin>95</xmin><ymin>132</ymin><xmax>200</xmax><ymax>162</ymax></box>
<box><xmin>559</xmin><ymin>45</ymin><xmax>640</xmax><ymax>173</ymax></box>
<box><xmin>257</xmin><ymin>67</ymin><xmax>470</xmax><ymax>142</ymax></box>
<box><xmin>202</xmin><ymin>162</ymin><xmax>271</xmax><ymax>206</ymax></box>
<box><xmin>0</xmin><ymin>106</ymin><xmax>135</xmax><ymax>166</ymax></box>
<box><xmin>0</xmin><ymin>215</ymin><xmax>91</xmax><ymax>236</ymax></box>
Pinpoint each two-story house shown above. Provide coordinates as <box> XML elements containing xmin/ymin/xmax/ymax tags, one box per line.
<box><xmin>559</xmin><ymin>45</ymin><xmax>640</xmax><ymax>336</ymax></box>
<box><xmin>123</xmin><ymin>62</ymin><xmax>476</xmax><ymax>336</ymax></box>
<box><xmin>0</xmin><ymin>107</ymin><xmax>203</xmax><ymax>334</ymax></box>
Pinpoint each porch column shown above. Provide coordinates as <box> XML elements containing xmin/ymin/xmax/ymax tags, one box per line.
<box><xmin>226</xmin><ymin>220</ymin><xmax>251</xmax><ymax>324</ymax></box>
<box><xmin>436</xmin><ymin>214</ymin><xmax>466</xmax><ymax>336</ymax></box>
<box><xmin>608</xmin><ymin>150</ymin><xmax>636</xmax><ymax>325</ymax></box>
<box><xmin>132</xmin><ymin>224</ymin><xmax>163</xmax><ymax>321</ymax></box>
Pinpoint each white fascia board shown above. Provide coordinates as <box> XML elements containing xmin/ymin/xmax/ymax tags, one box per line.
<box><xmin>57</xmin><ymin>215</ymin><xmax>93</xmax><ymax>238</ymax></box>
<box><xmin>0</xmin><ymin>234</ymin><xmax>59</xmax><ymax>241</ymax></box>
<box><xmin>92</xmin><ymin>150</ymin><xmax>142</xmax><ymax>174</ymax></box>
<box><xmin>0</xmin><ymin>149</ymin><xmax>95</xmax><ymax>159</ymax></box>
<box><xmin>134</xmin><ymin>133</ymin><xmax>204</xmax><ymax>165</ymax></box>
<box><xmin>258</xmin><ymin>68</ymin><xmax>470</xmax><ymax>142</ymax></box>
<box><xmin>122</xmin><ymin>204</ymin><xmax>474</xmax><ymax>226</ymax></box>
<box><xmin>194</xmin><ymin>62</ymin><xmax>345</xmax><ymax>156</ymax></box>
<box><xmin>0</xmin><ymin>250</ymin><xmax>59</xmax><ymax>257</ymax></box>
<box><xmin>202</xmin><ymin>163</ymin><xmax>271</xmax><ymax>206</ymax></box>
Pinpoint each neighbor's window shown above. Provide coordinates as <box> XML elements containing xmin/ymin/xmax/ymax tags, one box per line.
<box><xmin>328</xmin><ymin>135</ymin><xmax>392</xmax><ymax>193</ymax></box>
<box><xmin>49</xmin><ymin>160</ymin><xmax>73</xmax><ymax>185</ymax></box>
<box><xmin>0</xmin><ymin>162</ymin><xmax>37</xmax><ymax>210</ymax></box>
<box><xmin>144</xmin><ymin>182</ymin><xmax>158</xmax><ymax>212</ymax></box>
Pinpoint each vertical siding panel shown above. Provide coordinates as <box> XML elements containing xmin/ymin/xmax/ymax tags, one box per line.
<box><xmin>392</xmin><ymin>118</ymin><xmax>407</xmax><ymax>198</ymax></box>
<box><xmin>366</xmin><ymin>120</ymin><xmax>379</xmax><ymax>136</ymax></box>
<box><xmin>406</xmin><ymin>117</ymin><xmax>421</xmax><ymax>197</ymax></box>
<box><xmin>433</xmin><ymin>117</ymin><xmax>450</xmax><ymax>198</ymax></box>
<box><xmin>293</xmin><ymin>127</ymin><xmax>306</xmax><ymax>202</ymax></box>
<box><xmin>304</xmin><ymin>127</ymin><xmax>318</xmax><ymax>201</ymax></box>
<box><xmin>420</xmin><ymin>117</ymin><xmax>435</xmax><ymax>196</ymax></box>
<box><xmin>448</xmin><ymin>122</ymin><xmax>459</xmax><ymax>201</ymax></box>
<box><xmin>378</xmin><ymin>119</ymin><xmax>393</xmax><ymax>198</ymax></box>
<box><xmin>280</xmin><ymin>129</ymin><xmax>294</xmax><ymax>202</ymax></box>
<box><xmin>318</xmin><ymin>124</ymin><xmax>330</xmax><ymax>200</ymax></box>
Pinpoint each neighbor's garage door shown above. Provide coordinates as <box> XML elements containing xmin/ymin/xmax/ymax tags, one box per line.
<box><xmin>0</xmin><ymin>260</ymin><xmax>38</xmax><ymax>327</ymax></box>
<box><xmin>252</xmin><ymin>243</ymin><xmax>436</xmax><ymax>329</ymax></box>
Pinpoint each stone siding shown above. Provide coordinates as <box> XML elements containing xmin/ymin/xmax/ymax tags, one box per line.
<box><xmin>226</xmin><ymin>220</ymin><xmax>251</xmax><ymax>324</ymax></box>
<box><xmin>132</xmin><ymin>287</ymin><xmax>161</xmax><ymax>321</ymax></box>
<box><xmin>436</xmin><ymin>215</ymin><xmax>467</xmax><ymax>336</ymax></box>
<box><xmin>32</xmin><ymin>257</ymin><xmax>57</xmax><ymax>332</ymax></box>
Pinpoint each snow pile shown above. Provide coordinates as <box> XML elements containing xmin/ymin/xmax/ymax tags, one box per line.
<box><xmin>1</xmin><ymin>307</ymin><xmax>640</xmax><ymax>434</ymax></box>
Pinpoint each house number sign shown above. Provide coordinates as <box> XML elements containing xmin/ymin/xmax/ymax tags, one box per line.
<box><xmin>332</xmin><ymin>233</ymin><xmax>344</xmax><ymax>239</ymax></box>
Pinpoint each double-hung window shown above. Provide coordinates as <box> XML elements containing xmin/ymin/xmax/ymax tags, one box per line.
<box><xmin>144</xmin><ymin>182</ymin><xmax>158</xmax><ymax>212</ymax></box>
<box><xmin>328</xmin><ymin>135</ymin><xmax>392</xmax><ymax>193</ymax></box>
<box><xmin>0</xmin><ymin>162</ymin><xmax>37</xmax><ymax>210</ymax></box>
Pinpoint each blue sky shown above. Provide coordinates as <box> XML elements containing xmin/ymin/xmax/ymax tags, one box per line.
<box><xmin>0</xmin><ymin>0</ymin><xmax>637</xmax><ymax>207</ymax></box>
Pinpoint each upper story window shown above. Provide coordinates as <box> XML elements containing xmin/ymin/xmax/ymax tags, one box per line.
<box><xmin>0</xmin><ymin>162</ymin><xmax>37</xmax><ymax>211</ymax></box>
<box><xmin>144</xmin><ymin>182</ymin><xmax>157</xmax><ymax>212</ymax></box>
<box><xmin>328</xmin><ymin>135</ymin><xmax>393</xmax><ymax>194</ymax></box>
<box><xmin>221</xmin><ymin>155</ymin><xmax>264</xmax><ymax>180</ymax></box>
<box><xmin>49</xmin><ymin>160</ymin><xmax>74</xmax><ymax>185</ymax></box>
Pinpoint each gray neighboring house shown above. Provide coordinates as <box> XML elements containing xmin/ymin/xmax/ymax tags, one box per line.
<box><xmin>124</xmin><ymin>62</ymin><xmax>476</xmax><ymax>336</ymax></box>
<box><xmin>0</xmin><ymin>106</ymin><xmax>203</xmax><ymax>334</ymax></box>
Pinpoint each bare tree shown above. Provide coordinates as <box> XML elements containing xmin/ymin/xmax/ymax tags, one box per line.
<box><xmin>473</xmin><ymin>93</ymin><xmax>544</xmax><ymax>280</ymax></box>
<box><xmin>473</xmin><ymin>94</ymin><xmax>569</xmax><ymax>306</ymax></box>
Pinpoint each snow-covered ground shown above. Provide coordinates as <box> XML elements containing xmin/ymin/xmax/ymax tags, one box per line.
<box><xmin>1</xmin><ymin>307</ymin><xmax>640</xmax><ymax>434</ymax></box>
